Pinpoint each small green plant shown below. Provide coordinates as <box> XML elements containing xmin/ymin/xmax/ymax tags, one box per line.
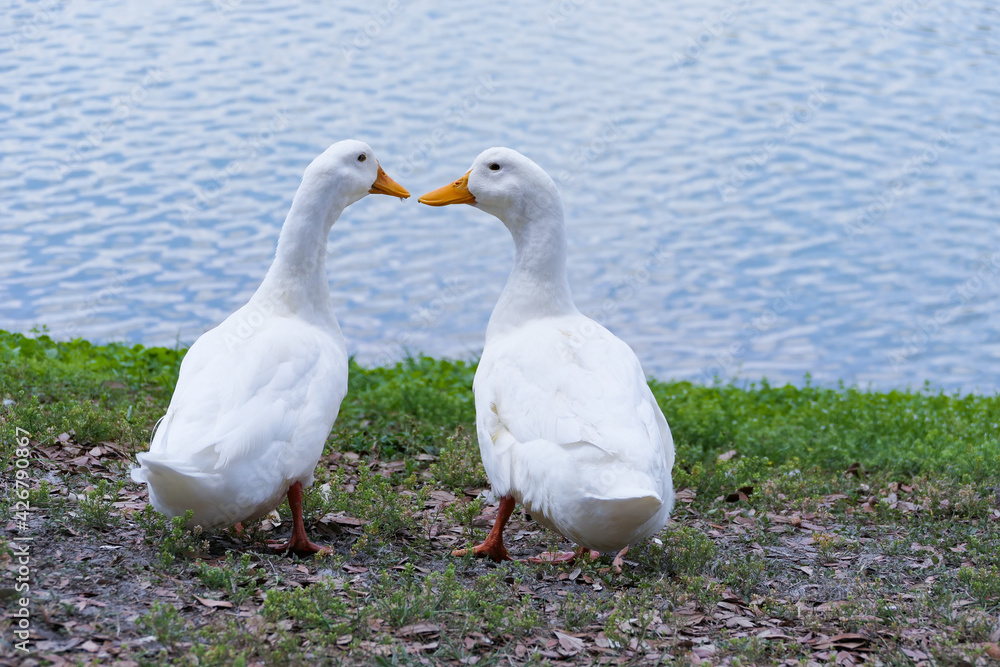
<box><xmin>677</xmin><ymin>574</ymin><xmax>725</xmax><ymax>610</ymax></box>
<box><xmin>636</xmin><ymin>525</ymin><xmax>717</xmax><ymax>576</ymax></box>
<box><xmin>558</xmin><ymin>592</ymin><xmax>598</xmax><ymax>630</ymax></box>
<box><xmin>958</xmin><ymin>565</ymin><xmax>1000</xmax><ymax>609</ymax></box>
<box><xmin>75</xmin><ymin>478</ymin><xmax>125</xmax><ymax>530</ymax></box>
<box><xmin>464</xmin><ymin>566</ymin><xmax>540</xmax><ymax>637</ymax></box>
<box><xmin>715</xmin><ymin>554</ymin><xmax>767</xmax><ymax>599</ymax></box>
<box><xmin>724</xmin><ymin>636</ymin><xmax>783</xmax><ymax>665</ymax></box>
<box><xmin>603</xmin><ymin>588</ymin><xmax>657</xmax><ymax>647</ymax></box>
<box><xmin>187</xmin><ymin>633</ymin><xmax>255</xmax><ymax>667</ymax></box>
<box><xmin>25</xmin><ymin>479</ymin><xmax>55</xmax><ymax>507</ymax></box>
<box><xmin>162</xmin><ymin>511</ymin><xmax>207</xmax><ymax>566</ymax></box>
<box><xmin>136</xmin><ymin>508</ymin><xmax>206</xmax><ymax>567</ymax></box>
<box><xmin>445</xmin><ymin>496</ymin><xmax>484</xmax><ymax>542</ymax></box>
<box><xmin>813</xmin><ymin>532</ymin><xmax>845</xmax><ymax>562</ymax></box>
<box><xmin>137</xmin><ymin>602</ymin><xmax>188</xmax><ymax>649</ymax></box>
<box><xmin>372</xmin><ymin>645</ymin><xmax>423</xmax><ymax>667</ymax></box>
<box><xmin>360</xmin><ymin>563</ymin><xmax>539</xmax><ymax>639</ymax></box>
<box><xmin>967</xmin><ymin>533</ymin><xmax>1000</xmax><ymax>569</ymax></box>
<box><xmin>135</xmin><ymin>502</ymin><xmax>168</xmax><ymax>535</ymax></box>
<box><xmin>372</xmin><ymin>567</ymin><xmax>432</xmax><ymax>627</ymax></box>
<box><xmin>195</xmin><ymin>552</ymin><xmax>264</xmax><ymax>608</ymax></box>
<box><xmin>263</xmin><ymin>581</ymin><xmax>352</xmax><ymax>635</ymax></box>
<box><xmin>196</xmin><ymin>563</ymin><xmax>231</xmax><ymax>590</ymax></box>
<box><xmin>429</xmin><ymin>428</ymin><xmax>487</xmax><ymax>491</ymax></box>
<box><xmin>323</xmin><ymin>463</ymin><xmax>420</xmax><ymax>552</ymax></box>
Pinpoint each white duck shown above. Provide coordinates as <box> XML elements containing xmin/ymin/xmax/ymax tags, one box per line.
<box><xmin>419</xmin><ymin>147</ymin><xmax>674</xmax><ymax>565</ymax></box>
<box><xmin>131</xmin><ymin>140</ymin><xmax>409</xmax><ymax>554</ymax></box>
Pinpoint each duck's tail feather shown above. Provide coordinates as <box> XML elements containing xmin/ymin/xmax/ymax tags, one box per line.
<box><xmin>583</xmin><ymin>491</ymin><xmax>662</xmax><ymax>526</ymax></box>
<box><xmin>131</xmin><ymin>454</ymin><xmax>234</xmax><ymax>529</ymax></box>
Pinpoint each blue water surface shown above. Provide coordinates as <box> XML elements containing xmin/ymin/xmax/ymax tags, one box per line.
<box><xmin>2</xmin><ymin>0</ymin><xmax>998</xmax><ymax>392</ymax></box>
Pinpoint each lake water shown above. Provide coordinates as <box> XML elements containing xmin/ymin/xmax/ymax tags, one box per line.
<box><xmin>3</xmin><ymin>0</ymin><xmax>999</xmax><ymax>392</ymax></box>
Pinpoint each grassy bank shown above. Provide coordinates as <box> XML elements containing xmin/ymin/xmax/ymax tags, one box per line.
<box><xmin>1</xmin><ymin>330</ymin><xmax>998</xmax><ymax>666</ymax></box>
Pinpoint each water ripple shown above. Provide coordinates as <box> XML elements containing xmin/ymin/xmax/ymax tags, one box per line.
<box><xmin>2</xmin><ymin>0</ymin><xmax>998</xmax><ymax>393</ymax></box>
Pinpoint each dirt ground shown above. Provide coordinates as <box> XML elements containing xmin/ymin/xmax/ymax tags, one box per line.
<box><xmin>2</xmin><ymin>433</ymin><xmax>1000</xmax><ymax>666</ymax></box>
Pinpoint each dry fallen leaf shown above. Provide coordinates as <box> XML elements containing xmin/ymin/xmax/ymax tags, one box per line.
<box><xmin>195</xmin><ymin>596</ymin><xmax>234</xmax><ymax>609</ymax></box>
<box><xmin>675</xmin><ymin>488</ymin><xmax>697</xmax><ymax>503</ymax></box>
<box><xmin>834</xmin><ymin>650</ymin><xmax>856</xmax><ymax>666</ymax></box>
<box><xmin>397</xmin><ymin>622</ymin><xmax>440</xmax><ymax>637</ymax></box>
<box><xmin>554</xmin><ymin>630</ymin><xmax>584</xmax><ymax>653</ymax></box>
<box><xmin>726</xmin><ymin>486</ymin><xmax>753</xmax><ymax>502</ymax></box>
<box><xmin>811</xmin><ymin>633</ymin><xmax>871</xmax><ymax>651</ymax></box>
<box><xmin>902</xmin><ymin>647</ymin><xmax>930</xmax><ymax>660</ymax></box>
<box><xmin>319</xmin><ymin>512</ymin><xmax>368</xmax><ymax>526</ymax></box>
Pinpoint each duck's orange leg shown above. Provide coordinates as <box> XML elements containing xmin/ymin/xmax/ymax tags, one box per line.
<box><xmin>267</xmin><ymin>481</ymin><xmax>327</xmax><ymax>556</ymax></box>
<box><xmin>453</xmin><ymin>495</ymin><xmax>515</xmax><ymax>562</ymax></box>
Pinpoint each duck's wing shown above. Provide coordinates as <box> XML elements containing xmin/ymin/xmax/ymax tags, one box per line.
<box><xmin>475</xmin><ymin>316</ymin><xmax>671</xmax><ymax>496</ymax></box>
<box><xmin>143</xmin><ymin>314</ymin><xmax>347</xmax><ymax>478</ymax></box>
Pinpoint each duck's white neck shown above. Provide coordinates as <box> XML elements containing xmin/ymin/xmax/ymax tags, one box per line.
<box><xmin>487</xmin><ymin>203</ymin><xmax>578</xmax><ymax>340</ymax></box>
<box><xmin>254</xmin><ymin>178</ymin><xmax>352</xmax><ymax>326</ymax></box>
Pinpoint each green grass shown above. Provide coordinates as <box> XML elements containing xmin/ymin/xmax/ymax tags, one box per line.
<box><xmin>655</xmin><ymin>378</ymin><xmax>1000</xmax><ymax>483</ymax></box>
<box><xmin>4</xmin><ymin>329</ymin><xmax>998</xmax><ymax>483</ymax></box>
<box><xmin>2</xmin><ymin>328</ymin><xmax>999</xmax><ymax>666</ymax></box>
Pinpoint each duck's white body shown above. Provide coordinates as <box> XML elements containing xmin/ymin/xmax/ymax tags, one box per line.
<box><xmin>420</xmin><ymin>147</ymin><xmax>674</xmax><ymax>556</ymax></box>
<box><xmin>476</xmin><ymin>314</ymin><xmax>674</xmax><ymax>552</ymax></box>
<box><xmin>133</xmin><ymin>307</ymin><xmax>348</xmax><ymax>529</ymax></box>
<box><xmin>132</xmin><ymin>140</ymin><xmax>407</xmax><ymax>537</ymax></box>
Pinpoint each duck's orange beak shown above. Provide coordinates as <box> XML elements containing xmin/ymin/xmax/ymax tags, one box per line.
<box><xmin>369</xmin><ymin>162</ymin><xmax>410</xmax><ymax>199</ymax></box>
<box><xmin>418</xmin><ymin>171</ymin><xmax>476</xmax><ymax>206</ymax></box>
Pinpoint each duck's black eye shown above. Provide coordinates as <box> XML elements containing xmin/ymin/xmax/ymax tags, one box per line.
<box><xmin>489</xmin><ymin>163</ymin><xmax>500</xmax><ymax>171</ymax></box>
<box><xmin>358</xmin><ymin>154</ymin><xmax>367</xmax><ymax>162</ymax></box>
